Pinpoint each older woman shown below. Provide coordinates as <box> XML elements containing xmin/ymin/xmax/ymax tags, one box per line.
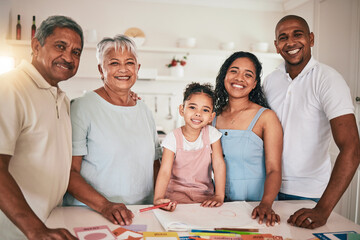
<box><xmin>63</xmin><ymin>35</ymin><xmax>161</xmax><ymax>225</ymax></box>
<box><xmin>213</xmin><ymin>51</ymin><xmax>283</xmax><ymax>226</ymax></box>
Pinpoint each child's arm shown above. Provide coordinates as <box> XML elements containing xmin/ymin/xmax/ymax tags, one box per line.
<box><xmin>251</xmin><ymin>109</ymin><xmax>282</xmax><ymax>226</ymax></box>
<box><xmin>201</xmin><ymin>139</ymin><xmax>226</xmax><ymax>207</ymax></box>
<box><xmin>153</xmin><ymin>148</ymin><xmax>177</xmax><ymax>211</ymax></box>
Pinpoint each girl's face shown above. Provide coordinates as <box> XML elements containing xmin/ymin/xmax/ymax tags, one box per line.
<box><xmin>98</xmin><ymin>48</ymin><xmax>140</xmax><ymax>92</ymax></box>
<box><xmin>179</xmin><ymin>92</ymin><xmax>215</xmax><ymax>130</ymax></box>
<box><xmin>224</xmin><ymin>57</ymin><xmax>257</xmax><ymax>99</ymax></box>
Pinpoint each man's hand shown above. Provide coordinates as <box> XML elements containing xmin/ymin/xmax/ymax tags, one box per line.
<box><xmin>27</xmin><ymin>227</ymin><xmax>77</xmax><ymax>240</ymax></box>
<box><xmin>252</xmin><ymin>203</ymin><xmax>280</xmax><ymax>226</ymax></box>
<box><xmin>100</xmin><ymin>202</ymin><xmax>134</xmax><ymax>225</ymax></box>
<box><xmin>287</xmin><ymin>206</ymin><xmax>329</xmax><ymax>229</ymax></box>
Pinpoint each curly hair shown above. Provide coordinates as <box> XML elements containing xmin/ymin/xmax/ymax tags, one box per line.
<box><xmin>183</xmin><ymin>82</ymin><xmax>215</xmax><ymax>110</ymax></box>
<box><xmin>214</xmin><ymin>51</ymin><xmax>270</xmax><ymax>115</ymax></box>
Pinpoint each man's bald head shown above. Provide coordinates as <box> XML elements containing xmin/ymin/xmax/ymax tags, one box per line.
<box><xmin>275</xmin><ymin>15</ymin><xmax>310</xmax><ymax>36</ymax></box>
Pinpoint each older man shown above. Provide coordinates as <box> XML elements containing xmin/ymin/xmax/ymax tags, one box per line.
<box><xmin>263</xmin><ymin>15</ymin><xmax>360</xmax><ymax>229</ymax></box>
<box><xmin>0</xmin><ymin>15</ymin><xmax>83</xmax><ymax>239</ymax></box>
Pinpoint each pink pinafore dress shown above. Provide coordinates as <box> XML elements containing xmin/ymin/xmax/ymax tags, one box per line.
<box><xmin>165</xmin><ymin>125</ymin><xmax>215</xmax><ymax>203</ymax></box>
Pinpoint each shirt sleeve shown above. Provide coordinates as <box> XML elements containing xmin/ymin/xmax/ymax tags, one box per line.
<box><xmin>208</xmin><ymin>125</ymin><xmax>222</xmax><ymax>144</ymax></box>
<box><xmin>318</xmin><ymin>65</ymin><xmax>354</xmax><ymax>120</ymax></box>
<box><xmin>0</xmin><ymin>74</ymin><xmax>22</xmax><ymax>155</ymax></box>
<box><xmin>161</xmin><ymin>131</ymin><xmax>177</xmax><ymax>154</ymax></box>
<box><xmin>70</xmin><ymin>98</ymin><xmax>89</xmax><ymax>156</ymax></box>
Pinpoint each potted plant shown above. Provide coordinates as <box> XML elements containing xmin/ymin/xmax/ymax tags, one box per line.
<box><xmin>166</xmin><ymin>55</ymin><xmax>188</xmax><ymax>78</ymax></box>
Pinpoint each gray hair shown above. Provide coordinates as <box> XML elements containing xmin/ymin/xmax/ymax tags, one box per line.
<box><xmin>35</xmin><ymin>15</ymin><xmax>84</xmax><ymax>49</ymax></box>
<box><xmin>96</xmin><ymin>34</ymin><xmax>138</xmax><ymax>66</ymax></box>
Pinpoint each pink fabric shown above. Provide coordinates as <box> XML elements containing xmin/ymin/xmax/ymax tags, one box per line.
<box><xmin>165</xmin><ymin>125</ymin><xmax>214</xmax><ymax>203</ymax></box>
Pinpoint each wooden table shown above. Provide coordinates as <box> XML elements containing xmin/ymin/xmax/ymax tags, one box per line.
<box><xmin>45</xmin><ymin>200</ymin><xmax>360</xmax><ymax>239</ymax></box>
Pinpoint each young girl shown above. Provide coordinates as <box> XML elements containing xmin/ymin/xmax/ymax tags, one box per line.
<box><xmin>154</xmin><ymin>82</ymin><xmax>226</xmax><ymax>211</ymax></box>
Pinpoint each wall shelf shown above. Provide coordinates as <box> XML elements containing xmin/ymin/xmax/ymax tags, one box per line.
<box><xmin>6</xmin><ymin>39</ymin><xmax>281</xmax><ymax>59</ymax></box>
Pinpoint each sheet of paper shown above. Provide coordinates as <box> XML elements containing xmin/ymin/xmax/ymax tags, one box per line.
<box><xmin>112</xmin><ymin>226</ymin><xmax>143</xmax><ymax>240</ymax></box>
<box><xmin>74</xmin><ymin>225</ymin><xmax>116</xmax><ymax>240</ymax></box>
<box><xmin>143</xmin><ymin>232</ymin><xmax>179</xmax><ymax>240</ymax></box>
<box><xmin>313</xmin><ymin>231</ymin><xmax>357</xmax><ymax>240</ymax></box>
<box><xmin>153</xmin><ymin>201</ymin><xmax>259</xmax><ymax>231</ymax></box>
<box><xmin>122</xmin><ymin>225</ymin><xmax>147</xmax><ymax>232</ymax></box>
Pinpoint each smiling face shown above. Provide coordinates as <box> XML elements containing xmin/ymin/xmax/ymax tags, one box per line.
<box><xmin>180</xmin><ymin>92</ymin><xmax>215</xmax><ymax>130</ymax></box>
<box><xmin>275</xmin><ymin>17</ymin><xmax>314</xmax><ymax>76</ymax></box>
<box><xmin>31</xmin><ymin>27</ymin><xmax>82</xmax><ymax>86</ymax></box>
<box><xmin>224</xmin><ymin>57</ymin><xmax>257</xmax><ymax>100</ymax></box>
<box><xmin>98</xmin><ymin>47</ymin><xmax>140</xmax><ymax>92</ymax></box>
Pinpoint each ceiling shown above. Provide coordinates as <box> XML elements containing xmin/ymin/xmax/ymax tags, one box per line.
<box><xmin>132</xmin><ymin>0</ymin><xmax>311</xmax><ymax>12</ymax></box>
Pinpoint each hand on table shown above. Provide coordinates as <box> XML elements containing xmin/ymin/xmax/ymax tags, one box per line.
<box><xmin>100</xmin><ymin>202</ymin><xmax>134</xmax><ymax>225</ymax></box>
<box><xmin>201</xmin><ymin>195</ymin><xmax>224</xmax><ymax>207</ymax></box>
<box><xmin>287</xmin><ymin>207</ymin><xmax>329</xmax><ymax>229</ymax></box>
<box><xmin>154</xmin><ymin>198</ymin><xmax>177</xmax><ymax>211</ymax></box>
<box><xmin>27</xmin><ymin>227</ymin><xmax>77</xmax><ymax>240</ymax></box>
<box><xmin>252</xmin><ymin>203</ymin><xmax>280</xmax><ymax>226</ymax></box>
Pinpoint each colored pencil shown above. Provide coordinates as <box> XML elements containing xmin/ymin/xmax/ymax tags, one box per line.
<box><xmin>214</xmin><ymin>228</ymin><xmax>259</xmax><ymax>233</ymax></box>
<box><xmin>138</xmin><ymin>202</ymin><xmax>170</xmax><ymax>213</ymax></box>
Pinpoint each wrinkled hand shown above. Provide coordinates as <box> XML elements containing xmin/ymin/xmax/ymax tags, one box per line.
<box><xmin>129</xmin><ymin>91</ymin><xmax>141</xmax><ymax>101</ymax></box>
<box><xmin>100</xmin><ymin>202</ymin><xmax>134</xmax><ymax>225</ymax></box>
<box><xmin>27</xmin><ymin>227</ymin><xmax>77</xmax><ymax>240</ymax></box>
<box><xmin>154</xmin><ymin>198</ymin><xmax>177</xmax><ymax>212</ymax></box>
<box><xmin>252</xmin><ymin>203</ymin><xmax>280</xmax><ymax>226</ymax></box>
<box><xmin>287</xmin><ymin>207</ymin><xmax>329</xmax><ymax>229</ymax></box>
<box><xmin>201</xmin><ymin>195</ymin><xmax>224</xmax><ymax>207</ymax></box>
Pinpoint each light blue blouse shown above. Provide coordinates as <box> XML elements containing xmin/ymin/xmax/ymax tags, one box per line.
<box><xmin>63</xmin><ymin>91</ymin><xmax>161</xmax><ymax>206</ymax></box>
<box><xmin>213</xmin><ymin>107</ymin><xmax>266</xmax><ymax>201</ymax></box>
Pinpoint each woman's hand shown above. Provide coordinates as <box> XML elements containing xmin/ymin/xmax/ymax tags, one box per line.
<box><xmin>129</xmin><ymin>91</ymin><xmax>141</xmax><ymax>101</ymax></box>
<box><xmin>201</xmin><ymin>195</ymin><xmax>224</xmax><ymax>207</ymax></box>
<box><xmin>100</xmin><ymin>201</ymin><xmax>134</xmax><ymax>225</ymax></box>
<box><xmin>154</xmin><ymin>198</ymin><xmax>177</xmax><ymax>212</ymax></box>
<box><xmin>251</xmin><ymin>203</ymin><xmax>280</xmax><ymax>226</ymax></box>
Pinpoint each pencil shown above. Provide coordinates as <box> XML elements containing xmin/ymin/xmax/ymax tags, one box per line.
<box><xmin>138</xmin><ymin>202</ymin><xmax>170</xmax><ymax>213</ymax></box>
<box><xmin>214</xmin><ymin>228</ymin><xmax>259</xmax><ymax>233</ymax></box>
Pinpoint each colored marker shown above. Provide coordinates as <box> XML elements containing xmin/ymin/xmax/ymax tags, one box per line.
<box><xmin>138</xmin><ymin>202</ymin><xmax>170</xmax><ymax>213</ymax></box>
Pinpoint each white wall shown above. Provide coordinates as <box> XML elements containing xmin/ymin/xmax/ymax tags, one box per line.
<box><xmin>4</xmin><ymin>0</ymin><xmax>283</xmax><ymax>133</ymax></box>
<box><xmin>8</xmin><ymin>0</ymin><xmax>281</xmax><ymax>51</ymax></box>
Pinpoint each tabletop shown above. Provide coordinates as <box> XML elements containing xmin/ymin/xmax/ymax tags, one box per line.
<box><xmin>45</xmin><ymin>200</ymin><xmax>360</xmax><ymax>239</ymax></box>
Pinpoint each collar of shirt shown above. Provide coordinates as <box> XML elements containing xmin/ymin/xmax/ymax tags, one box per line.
<box><xmin>277</xmin><ymin>57</ymin><xmax>319</xmax><ymax>81</ymax></box>
<box><xmin>19</xmin><ymin>60</ymin><xmax>66</xmax><ymax>100</ymax></box>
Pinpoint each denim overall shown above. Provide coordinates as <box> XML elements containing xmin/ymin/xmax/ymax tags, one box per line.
<box><xmin>213</xmin><ymin>108</ymin><xmax>266</xmax><ymax>201</ymax></box>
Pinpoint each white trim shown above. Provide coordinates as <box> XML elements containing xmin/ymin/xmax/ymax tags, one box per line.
<box><xmin>312</xmin><ymin>0</ymin><xmax>321</xmax><ymax>60</ymax></box>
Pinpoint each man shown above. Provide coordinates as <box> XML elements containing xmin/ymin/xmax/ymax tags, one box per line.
<box><xmin>0</xmin><ymin>15</ymin><xmax>83</xmax><ymax>239</ymax></box>
<box><xmin>263</xmin><ymin>15</ymin><xmax>360</xmax><ymax>229</ymax></box>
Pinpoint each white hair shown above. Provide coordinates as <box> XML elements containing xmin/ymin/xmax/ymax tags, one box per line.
<box><xmin>96</xmin><ymin>34</ymin><xmax>138</xmax><ymax>66</ymax></box>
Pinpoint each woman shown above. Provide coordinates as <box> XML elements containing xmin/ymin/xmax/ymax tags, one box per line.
<box><xmin>63</xmin><ymin>35</ymin><xmax>161</xmax><ymax>226</ymax></box>
<box><xmin>213</xmin><ymin>51</ymin><xmax>283</xmax><ymax>226</ymax></box>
